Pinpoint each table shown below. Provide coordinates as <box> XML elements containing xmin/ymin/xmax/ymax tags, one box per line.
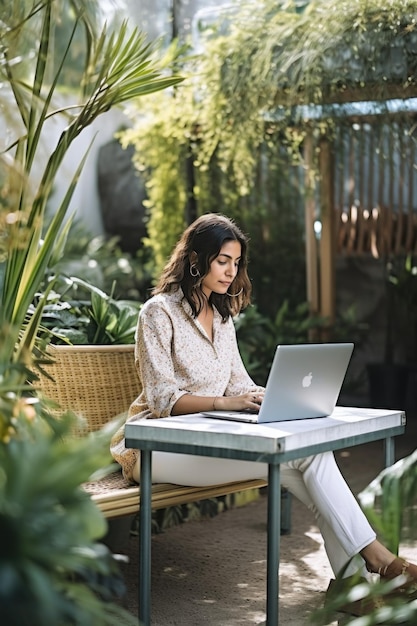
<box><xmin>125</xmin><ymin>406</ymin><xmax>405</xmax><ymax>625</ymax></box>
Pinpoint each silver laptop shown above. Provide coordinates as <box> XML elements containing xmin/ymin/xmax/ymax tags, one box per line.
<box><xmin>202</xmin><ymin>343</ymin><xmax>354</xmax><ymax>423</ymax></box>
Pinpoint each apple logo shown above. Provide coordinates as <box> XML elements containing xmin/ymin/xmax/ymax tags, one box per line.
<box><xmin>302</xmin><ymin>372</ymin><xmax>313</xmax><ymax>388</ymax></box>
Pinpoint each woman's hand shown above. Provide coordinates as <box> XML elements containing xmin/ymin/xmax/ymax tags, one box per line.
<box><xmin>217</xmin><ymin>392</ymin><xmax>265</xmax><ymax>412</ymax></box>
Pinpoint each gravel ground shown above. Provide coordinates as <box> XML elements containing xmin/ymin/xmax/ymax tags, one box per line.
<box><xmin>115</xmin><ymin>415</ymin><xmax>417</xmax><ymax>625</ymax></box>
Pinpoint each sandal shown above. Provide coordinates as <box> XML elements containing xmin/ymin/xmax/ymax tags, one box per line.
<box><xmin>377</xmin><ymin>557</ymin><xmax>417</xmax><ymax>583</ymax></box>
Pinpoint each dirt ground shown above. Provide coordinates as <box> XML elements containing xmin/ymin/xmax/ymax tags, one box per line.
<box><xmin>116</xmin><ymin>415</ymin><xmax>417</xmax><ymax>625</ymax></box>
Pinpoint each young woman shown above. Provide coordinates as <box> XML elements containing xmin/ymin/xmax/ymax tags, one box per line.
<box><xmin>111</xmin><ymin>213</ymin><xmax>417</xmax><ymax>613</ymax></box>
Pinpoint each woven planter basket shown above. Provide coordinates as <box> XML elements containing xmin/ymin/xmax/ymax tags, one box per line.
<box><xmin>35</xmin><ymin>344</ymin><xmax>140</xmax><ymax>432</ymax></box>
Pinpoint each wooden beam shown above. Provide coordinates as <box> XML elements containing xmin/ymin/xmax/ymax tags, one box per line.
<box><xmin>274</xmin><ymin>82</ymin><xmax>417</xmax><ymax>107</ymax></box>
<box><xmin>318</xmin><ymin>136</ymin><xmax>336</xmax><ymax>328</ymax></box>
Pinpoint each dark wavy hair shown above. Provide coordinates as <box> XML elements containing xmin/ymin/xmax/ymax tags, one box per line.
<box><xmin>153</xmin><ymin>213</ymin><xmax>252</xmax><ymax>320</ymax></box>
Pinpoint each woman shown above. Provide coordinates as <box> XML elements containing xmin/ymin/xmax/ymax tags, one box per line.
<box><xmin>111</xmin><ymin>213</ymin><xmax>416</xmax><ymax>613</ymax></box>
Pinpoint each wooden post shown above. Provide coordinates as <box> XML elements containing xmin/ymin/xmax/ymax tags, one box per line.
<box><xmin>304</xmin><ymin>128</ymin><xmax>319</xmax><ymax>317</ymax></box>
<box><xmin>318</xmin><ymin>135</ymin><xmax>336</xmax><ymax>332</ymax></box>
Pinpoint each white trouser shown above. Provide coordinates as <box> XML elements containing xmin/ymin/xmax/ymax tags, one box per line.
<box><xmin>133</xmin><ymin>451</ymin><xmax>376</xmax><ymax>578</ymax></box>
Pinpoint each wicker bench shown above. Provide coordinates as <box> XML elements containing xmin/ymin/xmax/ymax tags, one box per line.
<box><xmin>35</xmin><ymin>344</ymin><xmax>291</xmax><ymax>533</ymax></box>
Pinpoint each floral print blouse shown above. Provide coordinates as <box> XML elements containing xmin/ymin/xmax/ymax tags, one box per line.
<box><xmin>110</xmin><ymin>287</ymin><xmax>263</xmax><ymax>482</ymax></box>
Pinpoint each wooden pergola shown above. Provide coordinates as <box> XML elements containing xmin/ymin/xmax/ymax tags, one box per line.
<box><xmin>298</xmin><ymin>85</ymin><xmax>417</xmax><ymax>326</ymax></box>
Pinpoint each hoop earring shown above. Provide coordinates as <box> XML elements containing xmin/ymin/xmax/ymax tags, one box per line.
<box><xmin>227</xmin><ymin>288</ymin><xmax>243</xmax><ymax>297</ymax></box>
<box><xmin>190</xmin><ymin>264</ymin><xmax>200</xmax><ymax>277</ymax></box>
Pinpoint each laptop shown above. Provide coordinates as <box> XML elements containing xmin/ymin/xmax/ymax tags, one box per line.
<box><xmin>202</xmin><ymin>343</ymin><xmax>354</xmax><ymax>423</ymax></box>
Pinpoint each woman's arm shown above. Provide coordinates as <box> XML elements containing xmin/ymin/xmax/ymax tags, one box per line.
<box><xmin>172</xmin><ymin>390</ymin><xmax>264</xmax><ymax>415</ymax></box>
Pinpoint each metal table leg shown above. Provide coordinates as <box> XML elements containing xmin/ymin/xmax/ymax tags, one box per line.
<box><xmin>384</xmin><ymin>436</ymin><xmax>395</xmax><ymax>467</ymax></box>
<box><xmin>267</xmin><ymin>462</ymin><xmax>281</xmax><ymax>625</ymax></box>
<box><xmin>139</xmin><ymin>450</ymin><xmax>152</xmax><ymax>625</ymax></box>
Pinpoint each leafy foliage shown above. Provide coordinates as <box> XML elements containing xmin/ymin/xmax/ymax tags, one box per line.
<box><xmin>209</xmin><ymin>0</ymin><xmax>417</xmax><ymax>109</ymax></box>
<box><xmin>235</xmin><ymin>301</ymin><xmax>326</xmax><ymax>384</ymax></box>
<box><xmin>0</xmin><ymin>1</ymin><xmax>182</xmax><ymax>622</ymax></box>
<box><xmin>0</xmin><ymin>414</ymin><xmax>137</xmax><ymax>626</ymax></box>
<box><xmin>36</xmin><ymin>277</ymin><xmax>141</xmax><ymax>345</ymax></box>
<box><xmin>121</xmin><ymin>56</ymin><xmax>308</xmax><ymax>315</ymax></box>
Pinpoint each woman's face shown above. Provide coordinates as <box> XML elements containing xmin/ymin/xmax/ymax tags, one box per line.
<box><xmin>201</xmin><ymin>240</ymin><xmax>241</xmax><ymax>298</ymax></box>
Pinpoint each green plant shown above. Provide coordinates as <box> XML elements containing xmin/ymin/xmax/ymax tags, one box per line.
<box><xmin>0</xmin><ymin>1</ymin><xmax>182</xmax><ymax>621</ymax></box>
<box><xmin>36</xmin><ymin>277</ymin><xmax>142</xmax><ymax>345</ymax></box>
<box><xmin>0</xmin><ymin>413</ymin><xmax>137</xmax><ymax>626</ymax></box>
